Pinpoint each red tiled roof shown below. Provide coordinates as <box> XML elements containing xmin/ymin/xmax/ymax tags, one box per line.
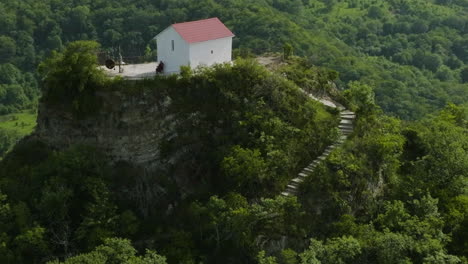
<box><xmin>172</xmin><ymin>17</ymin><xmax>234</xmax><ymax>44</ymax></box>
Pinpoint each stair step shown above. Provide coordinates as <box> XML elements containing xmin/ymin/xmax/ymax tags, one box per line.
<box><xmin>318</xmin><ymin>155</ymin><xmax>327</xmax><ymax>160</ymax></box>
<box><xmin>289</xmin><ymin>183</ymin><xmax>299</xmax><ymax>188</ymax></box>
<box><xmin>281</xmin><ymin>192</ymin><xmax>290</xmax><ymax>196</ymax></box>
<box><xmin>341</xmin><ymin>110</ymin><xmax>355</xmax><ymax>115</ymax></box>
<box><xmin>298</xmin><ymin>172</ymin><xmax>308</xmax><ymax>177</ymax></box>
<box><xmin>292</xmin><ymin>178</ymin><xmax>303</xmax><ymax>183</ymax></box>
<box><xmin>308</xmin><ymin>161</ymin><xmax>319</xmax><ymax>166</ymax></box>
<box><xmin>287</xmin><ymin>184</ymin><xmax>298</xmax><ymax>189</ymax></box>
<box><xmin>340</xmin><ymin>119</ymin><xmax>353</xmax><ymax>125</ymax></box>
<box><xmin>303</xmin><ymin>167</ymin><xmax>314</xmax><ymax>172</ymax></box>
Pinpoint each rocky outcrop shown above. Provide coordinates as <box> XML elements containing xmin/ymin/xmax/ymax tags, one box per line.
<box><xmin>33</xmin><ymin>90</ymin><xmax>176</xmax><ymax>169</ymax></box>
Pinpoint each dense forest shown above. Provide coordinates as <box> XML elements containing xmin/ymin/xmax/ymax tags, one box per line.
<box><xmin>1</xmin><ymin>0</ymin><xmax>468</xmax><ymax>117</ymax></box>
<box><xmin>0</xmin><ymin>40</ymin><xmax>466</xmax><ymax>264</ymax></box>
<box><xmin>0</xmin><ymin>0</ymin><xmax>467</xmax><ymax>263</ymax></box>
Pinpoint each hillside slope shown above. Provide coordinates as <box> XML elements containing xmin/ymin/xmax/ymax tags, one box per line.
<box><xmin>0</xmin><ymin>43</ymin><xmax>342</xmax><ymax>263</ymax></box>
<box><xmin>0</xmin><ymin>41</ymin><xmax>467</xmax><ymax>264</ymax></box>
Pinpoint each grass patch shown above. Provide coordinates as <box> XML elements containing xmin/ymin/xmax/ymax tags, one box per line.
<box><xmin>0</xmin><ymin>110</ymin><xmax>37</xmax><ymax>158</ymax></box>
<box><xmin>0</xmin><ymin>110</ymin><xmax>37</xmax><ymax>137</ymax></box>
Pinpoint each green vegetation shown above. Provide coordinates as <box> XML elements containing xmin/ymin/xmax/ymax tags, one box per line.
<box><xmin>160</xmin><ymin>59</ymin><xmax>339</xmax><ymax>198</ymax></box>
<box><xmin>0</xmin><ymin>0</ymin><xmax>467</xmax><ymax>263</ymax></box>
<box><xmin>0</xmin><ymin>41</ymin><xmax>466</xmax><ymax>264</ymax></box>
<box><xmin>38</xmin><ymin>40</ymin><xmax>106</xmax><ymax>118</ymax></box>
<box><xmin>0</xmin><ymin>43</ymin><xmax>339</xmax><ymax>263</ymax></box>
<box><xmin>0</xmin><ymin>110</ymin><xmax>36</xmax><ymax>158</ymax></box>
<box><xmin>1</xmin><ymin>0</ymin><xmax>468</xmax><ymax>120</ymax></box>
<box><xmin>47</xmin><ymin>238</ymin><xmax>167</xmax><ymax>264</ymax></box>
<box><xmin>0</xmin><ymin>111</ymin><xmax>36</xmax><ymax>135</ymax></box>
<box><xmin>295</xmin><ymin>104</ymin><xmax>468</xmax><ymax>263</ymax></box>
<box><xmin>35</xmin><ymin>41</ymin><xmax>339</xmax><ymax>198</ymax></box>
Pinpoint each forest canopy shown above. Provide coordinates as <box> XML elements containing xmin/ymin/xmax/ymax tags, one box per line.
<box><xmin>0</xmin><ymin>0</ymin><xmax>467</xmax><ymax>263</ymax></box>
<box><xmin>0</xmin><ymin>37</ymin><xmax>467</xmax><ymax>264</ymax></box>
<box><xmin>0</xmin><ymin>0</ymin><xmax>468</xmax><ymax>119</ymax></box>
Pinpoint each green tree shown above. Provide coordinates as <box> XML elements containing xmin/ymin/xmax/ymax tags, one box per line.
<box><xmin>300</xmin><ymin>236</ymin><xmax>361</xmax><ymax>264</ymax></box>
<box><xmin>368</xmin><ymin>6</ymin><xmax>384</xmax><ymax>19</ymax></box>
<box><xmin>343</xmin><ymin>81</ymin><xmax>376</xmax><ymax>114</ymax></box>
<box><xmin>0</xmin><ymin>129</ymin><xmax>16</xmax><ymax>157</ymax></box>
<box><xmin>0</xmin><ymin>191</ymin><xmax>14</xmax><ymax>263</ymax></box>
<box><xmin>436</xmin><ymin>65</ymin><xmax>454</xmax><ymax>81</ymax></box>
<box><xmin>222</xmin><ymin>146</ymin><xmax>269</xmax><ymax>196</ymax></box>
<box><xmin>14</xmin><ymin>226</ymin><xmax>50</xmax><ymax>263</ymax></box>
<box><xmin>411</xmin><ymin>20</ymin><xmax>429</xmax><ymax>34</ymax></box>
<box><xmin>283</xmin><ymin>43</ymin><xmax>293</xmax><ymax>60</ymax></box>
<box><xmin>38</xmin><ymin>41</ymin><xmax>105</xmax><ymax>116</ymax></box>
<box><xmin>280</xmin><ymin>249</ymin><xmax>298</xmax><ymax>264</ymax></box>
<box><xmin>258</xmin><ymin>251</ymin><xmax>278</xmax><ymax>264</ymax></box>
<box><xmin>0</xmin><ymin>36</ymin><xmax>16</xmax><ymax>63</ymax></box>
<box><xmin>373</xmin><ymin>232</ymin><xmax>412</xmax><ymax>264</ymax></box>
<box><xmin>47</xmin><ymin>238</ymin><xmax>167</xmax><ymax>264</ymax></box>
<box><xmin>460</xmin><ymin>67</ymin><xmax>468</xmax><ymax>83</ymax></box>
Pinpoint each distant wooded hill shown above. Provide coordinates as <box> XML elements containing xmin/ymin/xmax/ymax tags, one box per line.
<box><xmin>1</xmin><ymin>0</ymin><xmax>468</xmax><ymax>119</ymax></box>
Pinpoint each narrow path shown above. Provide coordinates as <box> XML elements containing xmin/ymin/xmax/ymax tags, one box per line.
<box><xmin>281</xmin><ymin>99</ymin><xmax>355</xmax><ymax>197</ymax></box>
<box><xmin>254</xmin><ymin>55</ymin><xmax>356</xmax><ymax>197</ymax></box>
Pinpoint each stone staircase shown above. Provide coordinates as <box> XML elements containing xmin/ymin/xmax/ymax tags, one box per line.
<box><xmin>281</xmin><ymin>109</ymin><xmax>356</xmax><ymax>196</ymax></box>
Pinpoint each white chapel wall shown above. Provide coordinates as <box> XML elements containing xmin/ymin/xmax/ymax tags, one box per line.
<box><xmin>156</xmin><ymin>27</ymin><xmax>190</xmax><ymax>73</ymax></box>
<box><xmin>188</xmin><ymin>37</ymin><xmax>232</xmax><ymax>69</ymax></box>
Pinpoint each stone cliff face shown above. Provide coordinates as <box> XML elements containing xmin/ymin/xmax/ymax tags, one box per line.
<box><xmin>33</xmin><ymin>90</ymin><xmax>175</xmax><ymax>169</ymax></box>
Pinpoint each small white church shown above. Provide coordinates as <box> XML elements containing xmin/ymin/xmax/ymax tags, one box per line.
<box><xmin>154</xmin><ymin>17</ymin><xmax>234</xmax><ymax>74</ymax></box>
